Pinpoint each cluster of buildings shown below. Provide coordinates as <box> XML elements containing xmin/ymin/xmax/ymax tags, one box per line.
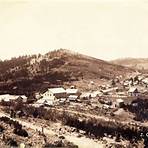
<box><xmin>0</xmin><ymin>94</ymin><xmax>27</xmax><ymax>103</ymax></box>
<box><xmin>32</xmin><ymin>73</ymin><xmax>148</xmax><ymax>109</ymax></box>
<box><xmin>1</xmin><ymin>72</ymin><xmax>148</xmax><ymax>113</ymax></box>
<box><xmin>33</xmin><ymin>87</ymin><xmax>81</xmax><ymax>107</ymax></box>
<box><xmin>97</xmin><ymin>74</ymin><xmax>148</xmax><ymax>109</ymax></box>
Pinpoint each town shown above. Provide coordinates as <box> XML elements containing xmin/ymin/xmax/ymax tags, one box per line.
<box><xmin>0</xmin><ymin>70</ymin><xmax>148</xmax><ymax>147</ymax></box>
<box><xmin>0</xmin><ymin>0</ymin><xmax>148</xmax><ymax>147</ymax></box>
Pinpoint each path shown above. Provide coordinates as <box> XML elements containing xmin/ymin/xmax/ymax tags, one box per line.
<box><xmin>0</xmin><ymin>111</ymin><xmax>104</xmax><ymax>148</ymax></box>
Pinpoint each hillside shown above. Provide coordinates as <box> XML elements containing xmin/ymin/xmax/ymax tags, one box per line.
<box><xmin>0</xmin><ymin>49</ymin><xmax>133</xmax><ymax>95</ymax></box>
<box><xmin>111</xmin><ymin>58</ymin><xmax>148</xmax><ymax>70</ymax></box>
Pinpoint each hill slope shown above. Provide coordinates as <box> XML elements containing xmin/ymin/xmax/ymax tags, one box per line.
<box><xmin>111</xmin><ymin>58</ymin><xmax>148</xmax><ymax>70</ymax></box>
<box><xmin>0</xmin><ymin>49</ymin><xmax>133</xmax><ymax>95</ymax></box>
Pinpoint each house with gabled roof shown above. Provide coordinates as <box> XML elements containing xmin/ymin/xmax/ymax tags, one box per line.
<box><xmin>42</xmin><ymin>87</ymin><xmax>67</xmax><ymax>99</ymax></box>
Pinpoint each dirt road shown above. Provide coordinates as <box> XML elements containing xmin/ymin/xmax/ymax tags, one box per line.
<box><xmin>0</xmin><ymin>111</ymin><xmax>104</xmax><ymax>148</ymax></box>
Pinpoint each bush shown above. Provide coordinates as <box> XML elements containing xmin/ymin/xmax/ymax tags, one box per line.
<box><xmin>13</xmin><ymin>128</ymin><xmax>28</xmax><ymax>137</ymax></box>
<box><xmin>6</xmin><ymin>138</ymin><xmax>18</xmax><ymax>147</ymax></box>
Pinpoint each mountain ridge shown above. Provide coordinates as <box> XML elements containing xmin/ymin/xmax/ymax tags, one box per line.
<box><xmin>111</xmin><ymin>57</ymin><xmax>148</xmax><ymax>70</ymax></box>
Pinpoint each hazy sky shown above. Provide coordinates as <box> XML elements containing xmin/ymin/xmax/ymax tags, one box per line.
<box><xmin>0</xmin><ymin>0</ymin><xmax>148</xmax><ymax>60</ymax></box>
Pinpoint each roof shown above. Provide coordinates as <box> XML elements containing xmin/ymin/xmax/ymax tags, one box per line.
<box><xmin>66</xmin><ymin>89</ymin><xmax>78</xmax><ymax>94</ymax></box>
<box><xmin>80</xmin><ymin>92</ymin><xmax>91</xmax><ymax>98</ymax></box>
<box><xmin>18</xmin><ymin>95</ymin><xmax>27</xmax><ymax>100</ymax></box>
<box><xmin>68</xmin><ymin>95</ymin><xmax>78</xmax><ymax>101</ymax></box>
<box><xmin>91</xmin><ymin>91</ymin><xmax>102</xmax><ymax>97</ymax></box>
<box><xmin>36</xmin><ymin>99</ymin><xmax>53</xmax><ymax>105</ymax></box>
<box><xmin>0</xmin><ymin>94</ymin><xmax>23</xmax><ymax>102</ymax></box>
<box><xmin>42</xmin><ymin>96</ymin><xmax>55</xmax><ymax>100</ymax></box>
<box><xmin>68</xmin><ymin>95</ymin><xmax>78</xmax><ymax>99</ymax></box>
<box><xmin>0</xmin><ymin>94</ymin><xmax>10</xmax><ymax>101</ymax></box>
<box><xmin>128</xmin><ymin>87</ymin><xmax>138</xmax><ymax>93</ymax></box>
<box><xmin>123</xmin><ymin>81</ymin><xmax>129</xmax><ymax>86</ymax></box>
<box><xmin>102</xmin><ymin>87</ymin><xmax>118</xmax><ymax>93</ymax></box>
<box><xmin>103</xmin><ymin>104</ymin><xmax>110</xmax><ymax>109</ymax></box>
<box><xmin>36</xmin><ymin>99</ymin><xmax>45</xmax><ymax>104</ymax></box>
<box><xmin>59</xmin><ymin>98</ymin><xmax>67</xmax><ymax>101</ymax></box>
<box><xmin>116</xmin><ymin>99</ymin><xmax>124</xmax><ymax>103</ymax></box>
<box><xmin>48</xmin><ymin>88</ymin><xmax>66</xmax><ymax>94</ymax></box>
<box><xmin>142</xmin><ymin>78</ymin><xmax>148</xmax><ymax>84</ymax></box>
<box><xmin>90</xmin><ymin>91</ymin><xmax>102</xmax><ymax>98</ymax></box>
<box><xmin>138</xmin><ymin>76</ymin><xmax>144</xmax><ymax>81</ymax></box>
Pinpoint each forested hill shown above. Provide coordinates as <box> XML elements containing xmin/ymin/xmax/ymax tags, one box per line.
<box><xmin>0</xmin><ymin>49</ymin><xmax>134</xmax><ymax>95</ymax></box>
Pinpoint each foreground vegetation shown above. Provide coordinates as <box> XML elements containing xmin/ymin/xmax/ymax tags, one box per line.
<box><xmin>1</xmin><ymin>101</ymin><xmax>147</xmax><ymax>147</ymax></box>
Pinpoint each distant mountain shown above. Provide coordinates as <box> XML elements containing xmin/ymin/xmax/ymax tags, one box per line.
<box><xmin>111</xmin><ymin>58</ymin><xmax>148</xmax><ymax>70</ymax></box>
<box><xmin>0</xmin><ymin>49</ymin><xmax>134</xmax><ymax>95</ymax></box>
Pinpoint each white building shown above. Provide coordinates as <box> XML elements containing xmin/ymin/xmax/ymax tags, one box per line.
<box><xmin>42</xmin><ymin>87</ymin><xmax>67</xmax><ymax>100</ymax></box>
<box><xmin>80</xmin><ymin>92</ymin><xmax>91</xmax><ymax>99</ymax></box>
<box><xmin>128</xmin><ymin>87</ymin><xmax>139</xmax><ymax>96</ymax></box>
<box><xmin>68</xmin><ymin>95</ymin><xmax>78</xmax><ymax>102</ymax></box>
<box><xmin>101</xmin><ymin>87</ymin><xmax>118</xmax><ymax>95</ymax></box>
<box><xmin>0</xmin><ymin>94</ymin><xmax>27</xmax><ymax>103</ymax></box>
<box><xmin>116</xmin><ymin>99</ymin><xmax>124</xmax><ymax>108</ymax></box>
<box><xmin>91</xmin><ymin>91</ymin><xmax>102</xmax><ymax>98</ymax></box>
<box><xmin>17</xmin><ymin>95</ymin><xmax>28</xmax><ymax>103</ymax></box>
<box><xmin>66</xmin><ymin>88</ymin><xmax>80</xmax><ymax>96</ymax></box>
<box><xmin>142</xmin><ymin>78</ymin><xmax>148</xmax><ymax>85</ymax></box>
<box><xmin>35</xmin><ymin>99</ymin><xmax>54</xmax><ymax>107</ymax></box>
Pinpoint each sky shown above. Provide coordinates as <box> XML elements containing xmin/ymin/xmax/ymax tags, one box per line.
<box><xmin>0</xmin><ymin>0</ymin><xmax>148</xmax><ymax>60</ymax></box>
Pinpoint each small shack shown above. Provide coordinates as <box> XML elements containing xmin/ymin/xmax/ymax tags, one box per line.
<box><xmin>116</xmin><ymin>99</ymin><xmax>124</xmax><ymax>108</ymax></box>
<box><xmin>17</xmin><ymin>95</ymin><xmax>27</xmax><ymax>103</ymax></box>
<box><xmin>66</xmin><ymin>88</ymin><xmax>80</xmax><ymax>97</ymax></box>
<box><xmin>128</xmin><ymin>87</ymin><xmax>139</xmax><ymax>96</ymax></box>
<box><xmin>80</xmin><ymin>92</ymin><xmax>91</xmax><ymax>100</ymax></box>
<box><xmin>68</xmin><ymin>95</ymin><xmax>78</xmax><ymax>102</ymax></box>
<box><xmin>35</xmin><ymin>99</ymin><xmax>54</xmax><ymax>107</ymax></box>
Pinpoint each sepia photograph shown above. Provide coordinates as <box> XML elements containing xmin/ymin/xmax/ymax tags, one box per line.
<box><xmin>0</xmin><ymin>0</ymin><xmax>148</xmax><ymax>147</ymax></box>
